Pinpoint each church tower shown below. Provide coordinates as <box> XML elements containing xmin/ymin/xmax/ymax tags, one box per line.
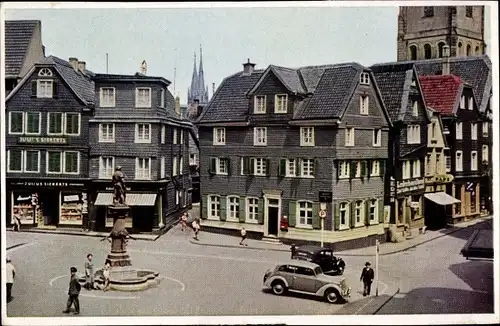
<box><xmin>187</xmin><ymin>46</ymin><xmax>209</xmax><ymax>105</ymax></box>
<box><xmin>397</xmin><ymin>5</ymin><xmax>485</xmax><ymax>61</ymax></box>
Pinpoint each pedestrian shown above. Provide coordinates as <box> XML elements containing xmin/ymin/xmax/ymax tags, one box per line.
<box><xmin>290</xmin><ymin>244</ymin><xmax>297</xmax><ymax>259</ymax></box>
<box><xmin>63</xmin><ymin>267</ymin><xmax>81</xmax><ymax>315</ymax></box>
<box><xmin>102</xmin><ymin>259</ymin><xmax>111</xmax><ymax>291</ymax></box>
<box><xmin>84</xmin><ymin>254</ymin><xmax>94</xmax><ymax>290</ymax></box>
<box><xmin>12</xmin><ymin>210</ymin><xmax>22</xmax><ymax>232</ymax></box>
<box><xmin>180</xmin><ymin>212</ymin><xmax>188</xmax><ymax>232</ymax></box>
<box><xmin>88</xmin><ymin>201</ymin><xmax>97</xmax><ymax>232</ymax></box>
<box><xmin>360</xmin><ymin>262</ymin><xmax>375</xmax><ymax>296</ymax></box>
<box><xmin>6</xmin><ymin>257</ymin><xmax>16</xmax><ymax>303</ymax></box>
<box><xmin>239</xmin><ymin>227</ymin><xmax>248</xmax><ymax>246</ymax></box>
<box><xmin>192</xmin><ymin>219</ymin><xmax>200</xmax><ymax>241</ymax></box>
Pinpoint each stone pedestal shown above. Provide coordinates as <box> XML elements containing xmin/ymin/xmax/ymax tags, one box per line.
<box><xmin>106</xmin><ymin>205</ymin><xmax>132</xmax><ymax>268</ymax></box>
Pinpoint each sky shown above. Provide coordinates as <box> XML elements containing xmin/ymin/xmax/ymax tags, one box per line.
<box><xmin>3</xmin><ymin>2</ymin><xmax>493</xmax><ymax>105</ymax></box>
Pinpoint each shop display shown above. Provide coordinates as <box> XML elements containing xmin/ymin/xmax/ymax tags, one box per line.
<box><xmin>60</xmin><ymin>193</ymin><xmax>83</xmax><ymax>225</ymax></box>
<box><xmin>11</xmin><ymin>193</ymin><xmax>35</xmax><ymax>225</ymax></box>
<box><xmin>106</xmin><ymin>212</ymin><xmax>133</xmax><ymax>228</ymax></box>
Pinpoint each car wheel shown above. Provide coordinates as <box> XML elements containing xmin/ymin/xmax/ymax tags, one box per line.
<box><xmin>324</xmin><ymin>288</ymin><xmax>341</xmax><ymax>304</ymax></box>
<box><xmin>337</xmin><ymin>266</ymin><xmax>344</xmax><ymax>275</ymax></box>
<box><xmin>271</xmin><ymin>280</ymin><xmax>286</xmax><ymax>296</ymax></box>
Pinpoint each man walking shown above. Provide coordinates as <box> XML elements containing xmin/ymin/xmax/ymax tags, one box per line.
<box><xmin>6</xmin><ymin>257</ymin><xmax>16</xmax><ymax>303</ymax></box>
<box><xmin>84</xmin><ymin>254</ymin><xmax>94</xmax><ymax>290</ymax></box>
<box><xmin>360</xmin><ymin>262</ymin><xmax>375</xmax><ymax>296</ymax></box>
<box><xmin>63</xmin><ymin>267</ymin><xmax>81</xmax><ymax>315</ymax></box>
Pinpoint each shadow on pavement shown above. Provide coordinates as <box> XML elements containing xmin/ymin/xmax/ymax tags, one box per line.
<box><xmin>448</xmin><ymin>260</ymin><xmax>493</xmax><ymax>293</ymax></box>
<box><xmin>438</xmin><ymin>219</ymin><xmax>492</xmax><ymax>241</ymax></box>
<box><xmin>335</xmin><ymin>293</ymin><xmax>394</xmax><ymax>315</ymax></box>
<box><xmin>260</xmin><ymin>289</ymin><xmax>347</xmax><ymax>305</ymax></box>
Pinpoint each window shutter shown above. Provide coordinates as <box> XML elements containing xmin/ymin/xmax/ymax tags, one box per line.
<box><xmin>220</xmin><ymin>197</ymin><xmax>227</xmax><ymax>221</ymax></box>
<box><xmin>249</xmin><ymin>158</ymin><xmax>255</xmax><ymax>175</ymax></box>
<box><xmin>296</xmin><ymin>159</ymin><xmax>302</xmax><ymax>177</ymax></box>
<box><xmin>238</xmin><ymin>197</ymin><xmax>246</xmax><ymax>223</ymax></box>
<box><xmin>350</xmin><ymin>201</ymin><xmax>356</xmax><ymax>228</ymax></box>
<box><xmin>201</xmin><ymin>195</ymin><xmax>208</xmax><ymax>219</ymax></box>
<box><xmin>209</xmin><ymin>157</ymin><xmax>217</xmax><ymax>175</ymax></box>
<box><xmin>380</xmin><ymin>159</ymin><xmax>386</xmax><ymax>178</ymax></box>
<box><xmin>313</xmin><ymin>159</ymin><xmax>318</xmax><ymax>177</ymax></box>
<box><xmin>52</xmin><ymin>81</ymin><xmax>58</xmax><ymax>98</ymax></box>
<box><xmin>350</xmin><ymin>162</ymin><xmax>356</xmax><ymax>179</ymax></box>
<box><xmin>242</xmin><ymin>157</ymin><xmax>248</xmax><ymax>175</ymax></box>
<box><xmin>409</xmin><ymin>161</ymin><xmax>413</xmax><ymax>179</ymax></box>
<box><xmin>365</xmin><ymin>200</ymin><xmax>370</xmax><ymax>226</ymax></box>
<box><xmin>361</xmin><ymin>161</ymin><xmax>366</xmax><ymax>179</ymax></box>
<box><xmin>335</xmin><ymin>160</ymin><xmax>340</xmax><ymax>180</ymax></box>
<box><xmin>288</xmin><ymin>200</ymin><xmax>297</xmax><ymax>227</ymax></box>
<box><xmin>367</xmin><ymin>160</ymin><xmax>372</xmax><ymax>179</ymax></box>
<box><xmin>227</xmin><ymin>158</ymin><xmax>232</xmax><ymax>176</ymax></box>
<box><xmin>266</xmin><ymin>159</ymin><xmax>271</xmax><ymax>176</ymax></box>
<box><xmin>257</xmin><ymin>199</ymin><xmax>264</xmax><ymax>224</ymax></box>
<box><xmin>334</xmin><ymin>202</ymin><xmax>340</xmax><ymax>230</ymax></box>
<box><xmin>378</xmin><ymin>198</ymin><xmax>384</xmax><ymax>223</ymax></box>
<box><xmin>31</xmin><ymin>81</ymin><xmax>37</xmax><ymax>97</ymax></box>
<box><xmin>279</xmin><ymin>158</ymin><xmax>286</xmax><ymax>177</ymax></box>
<box><xmin>312</xmin><ymin>202</ymin><xmax>320</xmax><ymax>229</ymax></box>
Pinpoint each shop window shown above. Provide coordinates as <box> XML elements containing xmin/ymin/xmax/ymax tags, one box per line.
<box><xmin>470</xmin><ymin>186</ymin><xmax>477</xmax><ymax>213</ymax></box>
<box><xmin>454</xmin><ymin>186</ymin><xmax>462</xmax><ymax>215</ymax></box>
<box><xmin>397</xmin><ymin>198</ymin><xmax>404</xmax><ymax>224</ymax></box>
<box><xmin>64</xmin><ymin>151</ymin><xmax>80</xmax><ymax>174</ymax></box>
<box><xmin>11</xmin><ymin>192</ymin><xmax>36</xmax><ymax>225</ymax></box>
<box><xmin>60</xmin><ymin>193</ymin><xmax>84</xmax><ymax>225</ymax></box>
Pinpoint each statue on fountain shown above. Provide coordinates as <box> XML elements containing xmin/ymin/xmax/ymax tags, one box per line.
<box><xmin>112</xmin><ymin>166</ymin><xmax>126</xmax><ymax>206</ymax></box>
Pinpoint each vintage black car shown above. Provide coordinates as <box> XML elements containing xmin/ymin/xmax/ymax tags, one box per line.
<box><xmin>291</xmin><ymin>245</ymin><xmax>346</xmax><ymax>275</ymax></box>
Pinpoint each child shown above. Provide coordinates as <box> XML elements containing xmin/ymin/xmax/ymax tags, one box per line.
<box><xmin>192</xmin><ymin>219</ymin><xmax>200</xmax><ymax>240</ymax></box>
<box><xmin>84</xmin><ymin>254</ymin><xmax>94</xmax><ymax>290</ymax></box>
<box><xmin>180</xmin><ymin>212</ymin><xmax>188</xmax><ymax>232</ymax></box>
<box><xmin>239</xmin><ymin>228</ymin><xmax>248</xmax><ymax>246</ymax></box>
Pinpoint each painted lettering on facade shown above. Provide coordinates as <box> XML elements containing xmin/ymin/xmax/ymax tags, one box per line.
<box><xmin>18</xmin><ymin>136</ymin><xmax>68</xmax><ymax>145</ymax></box>
<box><xmin>396</xmin><ymin>178</ymin><xmax>425</xmax><ymax>195</ymax></box>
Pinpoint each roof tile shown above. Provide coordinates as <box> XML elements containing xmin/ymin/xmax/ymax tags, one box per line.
<box><xmin>5</xmin><ymin>20</ymin><xmax>39</xmax><ymax>76</ymax></box>
<box><xmin>419</xmin><ymin>75</ymin><xmax>463</xmax><ymax>116</ymax></box>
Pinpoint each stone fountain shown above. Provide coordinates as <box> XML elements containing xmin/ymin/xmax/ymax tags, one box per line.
<box><xmin>99</xmin><ymin>166</ymin><xmax>160</xmax><ymax>291</ymax></box>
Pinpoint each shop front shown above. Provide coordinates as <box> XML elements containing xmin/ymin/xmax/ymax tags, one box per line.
<box><xmin>7</xmin><ymin>179</ymin><xmax>90</xmax><ymax>229</ymax></box>
<box><xmin>451</xmin><ymin>178</ymin><xmax>482</xmax><ymax>223</ymax></box>
<box><xmin>395</xmin><ymin>178</ymin><xmax>426</xmax><ymax>235</ymax></box>
<box><xmin>423</xmin><ymin>174</ymin><xmax>457</xmax><ymax>229</ymax></box>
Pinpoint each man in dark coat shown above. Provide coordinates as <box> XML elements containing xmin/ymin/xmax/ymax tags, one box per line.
<box><xmin>63</xmin><ymin>267</ymin><xmax>81</xmax><ymax>314</ymax></box>
<box><xmin>360</xmin><ymin>262</ymin><xmax>375</xmax><ymax>296</ymax></box>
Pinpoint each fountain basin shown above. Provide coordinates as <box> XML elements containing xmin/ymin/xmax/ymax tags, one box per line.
<box><xmin>79</xmin><ymin>268</ymin><xmax>161</xmax><ymax>292</ymax></box>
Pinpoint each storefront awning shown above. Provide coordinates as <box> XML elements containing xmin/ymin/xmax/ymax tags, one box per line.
<box><xmin>94</xmin><ymin>193</ymin><xmax>157</xmax><ymax>206</ymax></box>
<box><xmin>424</xmin><ymin>192</ymin><xmax>461</xmax><ymax>206</ymax></box>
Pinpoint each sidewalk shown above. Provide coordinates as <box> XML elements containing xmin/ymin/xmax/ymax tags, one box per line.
<box><xmin>188</xmin><ymin>216</ymin><xmax>493</xmax><ymax>256</ymax></box>
<box><xmin>6</xmin><ymin>228</ymin><xmax>159</xmax><ymax>241</ymax></box>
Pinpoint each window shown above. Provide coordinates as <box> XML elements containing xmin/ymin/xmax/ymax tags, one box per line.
<box><xmin>37</xmin><ymin>80</ymin><xmax>53</xmax><ymax>98</ymax></box>
<box><xmin>471</xmin><ymin>151</ymin><xmax>478</xmax><ymax>171</ymax></box>
<box><xmin>373</xmin><ymin>129</ymin><xmax>381</xmax><ymax>147</ymax></box>
<box><xmin>173</xmin><ymin>128</ymin><xmax>178</xmax><ymax>144</ymax></box>
<box><xmin>424</xmin><ymin>44</ymin><xmax>432</xmax><ymax>59</ymax></box>
<box><xmin>160</xmin><ymin>89</ymin><xmax>165</xmax><ymax>108</ymax></box>
<box><xmin>247</xmin><ymin>198</ymin><xmax>259</xmax><ymax>222</ymax></box>
<box><xmin>409</xmin><ymin>45</ymin><xmax>417</xmax><ymax>60</ymax></box>
<box><xmin>354</xmin><ymin>201</ymin><xmax>363</xmax><ymax>225</ymax></box>
<box><xmin>100</xmin><ymin>87</ymin><xmax>115</xmax><ymax>107</ymax></box>
<box><xmin>301</xmin><ymin>159</ymin><xmax>314</xmax><ymax>178</ymax></box>
<box><xmin>46</xmin><ymin>151</ymin><xmax>62</xmax><ymax>174</ymax></box>
<box><xmin>297</xmin><ymin>201</ymin><xmax>313</xmax><ymax>227</ymax></box>
<box><xmin>208</xmin><ymin>195</ymin><xmax>221</xmax><ymax>219</ymax></box>
<box><xmin>38</xmin><ymin>68</ymin><xmax>53</xmax><ymax>77</ymax></box>
<box><xmin>466</xmin><ymin>6</ymin><xmax>473</xmax><ymax>18</ymax></box>
<box><xmin>46</xmin><ymin>112</ymin><xmax>63</xmax><ymax>135</ymax></box>
<box><xmin>460</xmin><ymin>95</ymin><xmax>465</xmax><ymax>109</ymax></box>
<box><xmin>173</xmin><ymin>156</ymin><xmax>178</xmax><ymax>176</ymax></box>
<box><xmin>345</xmin><ymin>128</ymin><xmax>355</xmax><ymax>146</ymax></box>
<box><xmin>161</xmin><ymin>125</ymin><xmax>166</xmax><ymax>144</ymax></box>
<box><xmin>190</xmin><ymin>153</ymin><xmax>198</xmax><ymax>166</ymax></box>
<box><xmin>25</xmin><ymin>112</ymin><xmax>41</xmax><ymax>135</ymax></box>
<box><xmin>431</xmin><ymin>122</ymin><xmax>436</xmax><ymax>139</ymax></box>
<box><xmin>176</xmin><ymin>190</ymin><xmax>182</xmax><ymax>206</ymax></box>
<box><xmin>274</xmin><ymin>94</ymin><xmax>288</xmax><ymax>113</ymax></box>
<box><xmin>254</xmin><ymin>127</ymin><xmax>267</xmax><ymax>146</ymax></box>
<box><xmin>475</xmin><ymin>45</ymin><xmax>480</xmax><ymax>55</ymax></box>
<box><xmin>468</xmin><ymin>97</ymin><xmax>473</xmax><ymax>110</ymax></box>
<box><xmin>360</xmin><ymin>72</ymin><xmax>370</xmax><ymax>85</ymax></box>
<box><xmin>135</xmin><ymin>123</ymin><xmax>151</xmax><ymax>143</ymax></box>
<box><xmin>339</xmin><ymin>161</ymin><xmax>350</xmax><ymax>178</ymax></box>
<box><xmin>339</xmin><ymin>202</ymin><xmax>349</xmax><ymax>227</ymax></box>
<box><xmin>456</xmin><ymin>151</ymin><xmax>463</xmax><ymax>172</ymax></box>
<box><xmin>456</xmin><ymin>122</ymin><xmax>463</xmax><ymax>139</ymax></box>
<box><xmin>254</xmin><ymin>95</ymin><xmax>266</xmax><ymax>113</ymax></box>
<box><xmin>179</xmin><ymin>156</ymin><xmax>184</xmax><ymax>175</ymax></box>
<box><xmin>466</xmin><ymin>44</ymin><xmax>472</xmax><ymax>56</ymax></box>
<box><xmin>217</xmin><ymin>157</ymin><xmax>229</xmax><ymax>175</ymax></box>
<box><xmin>407</xmin><ymin>125</ymin><xmax>420</xmax><ymax>144</ymax></box>
<box><xmin>482</xmin><ymin>145</ymin><xmax>488</xmax><ymax>163</ymax></box>
<box><xmin>360</xmin><ymin>95</ymin><xmax>369</xmax><ymax>115</ymax></box>
<box><xmin>471</xmin><ymin>123</ymin><xmax>477</xmax><ymax>140</ymax></box>
<box><xmin>99</xmin><ymin>157</ymin><xmax>115</xmax><ymax>179</ymax></box>
<box><xmin>24</xmin><ymin>150</ymin><xmax>40</xmax><ymax>173</ymax></box>
<box><xmin>99</xmin><ymin>123</ymin><xmax>115</xmax><ymax>142</ymax></box>
<box><xmin>7</xmin><ymin>150</ymin><xmax>23</xmax><ymax>172</ymax></box>
<box><xmin>369</xmin><ymin>199</ymin><xmax>377</xmax><ymax>222</ymax></box>
<box><xmin>135</xmin><ymin>87</ymin><xmax>151</xmax><ymax>108</ymax></box>
<box><xmin>254</xmin><ymin>158</ymin><xmax>267</xmax><ymax>176</ymax></box>
<box><xmin>454</xmin><ymin>186</ymin><xmax>462</xmax><ymax>215</ymax></box>
<box><xmin>436</xmin><ymin>153</ymin><xmax>441</xmax><ymax>174</ymax></box>
<box><xmin>482</xmin><ymin>122</ymin><xmax>489</xmax><ymax>137</ymax></box>
<box><xmin>445</xmin><ymin>155</ymin><xmax>451</xmax><ymax>172</ymax></box>
<box><xmin>458</xmin><ymin>42</ymin><xmax>463</xmax><ymax>56</ymax></box>
<box><xmin>402</xmin><ymin>160</ymin><xmax>411</xmax><ymax>180</ymax></box>
<box><xmin>227</xmin><ymin>197</ymin><xmax>240</xmax><ymax>221</ymax></box>
<box><xmin>135</xmin><ymin>157</ymin><xmax>151</xmax><ymax>180</ymax></box>
<box><xmin>412</xmin><ymin>100</ymin><xmax>419</xmax><ymax>116</ymax></box>
<box><xmin>437</xmin><ymin>42</ymin><xmax>446</xmax><ymax>58</ymax></box>
<box><xmin>9</xmin><ymin>112</ymin><xmax>24</xmax><ymax>134</ymax></box>
<box><xmin>64</xmin><ymin>151</ymin><xmax>79</xmax><ymax>174</ymax></box>
<box><xmin>65</xmin><ymin>113</ymin><xmax>80</xmax><ymax>135</ymax></box>
<box><xmin>371</xmin><ymin>160</ymin><xmax>380</xmax><ymax>176</ymax></box>
<box><xmin>300</xmin><ymin>127</ymin><xmax>315</xmax><ymax>146</ymax></box>
<box><xmin>424</xmin><ymin>6</ymin><xmax>434</xmax><ymax>17</ymax></box>
<box><xmin>160</xmin><ymin>157</ymin><xmax>165</xmax><ymax>178</ymax></box>
<box><xmin>213</xmin><ymin>127</ymin><xmax>226</xmax><ymax>145</ymax></box>
<box><xmin>413</xmin><ymin>159</ymin><xmax>421</xmax><ymax>178</ymax></box>
<box><xmin>425</xmin><ymin>154</ymin><xmax>433</xmax><ymax>176</ymax></box>
<box><xmin>180</xmin><ymin>130</ymin><xmax>184</xmax><ymax>145</ymax></box>
<box><xmin>285</xmin><ymin>159</ymin><xmax>296</xmax><ymax>177</ymax></box>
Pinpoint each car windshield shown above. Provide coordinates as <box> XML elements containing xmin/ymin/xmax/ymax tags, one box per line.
<box><xmin>314</xmin><ymin>266</ymin><xmax>323</xmax><ymax>275</ymax></box>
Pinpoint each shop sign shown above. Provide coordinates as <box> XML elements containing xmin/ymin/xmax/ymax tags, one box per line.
<box><xmin>64</xmin><ymin>195</ymin><xmax>80</xmax><ymax>202</ymax></box>
<box><xmin>9</xmin><ymin>181</ymin><xmax>85</xmax><ymax>188</ymax></box>
<box><xmin>105</xmin><ymin>186</ymin><xmax>132</xmax><ymax>191</ymax></box>
<box><xmin>18</xmin><ymin>136</ymin><xmax>68</xmax><ymax>145</ymax></box>
<box><xmin>397</xmin><ymin>178</ymin><xmax>424</xmax><ymax>194</ymax></box>
<box><xmin>318</xmin><ymin>191</ymin><xmax>333</xmax><ymax>203</ymax></box>
<box><xmin>390</xmin><ymin>179</ymin><xmax>396</xmax><ymax>198</ymax></box>
<box><xmin>425</xmin><ymin>174</ymin><xmax>454</xmax><ymax>185</ymax></box>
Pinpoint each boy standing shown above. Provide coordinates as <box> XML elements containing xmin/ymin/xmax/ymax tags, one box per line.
<box><xmin>63</xmin><ymin>267</ymin><xmax>81</xmax><ymax>315</ymax></box>
<box><xmin>84</xmin><ymin>254</ymin><xmax>94</xmax><ymax>290</ymax></box>
<box><xmin>239</xmin><ymin>228</ymin><xmax>248</xmax><ymax>246</ymax></box>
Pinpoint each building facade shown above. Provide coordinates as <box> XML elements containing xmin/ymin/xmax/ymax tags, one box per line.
<box><xmin>89</xmin><ymin>71</ymin><xmax>196</xmax><ymax>232</ymax></box>
<box><xmin>196</xmin><ymin>60</ymin><xmax>392</xmax><ymax>245</ymax></box>
<box><xmin>397</xmin><ymin>5</ymin><xmax>485</xmax><ymax>61</ymax></box>
<box><xmin>5</xmin><ymin>56</ymin><xmax>94</xmax><ymax>229</ymax></box>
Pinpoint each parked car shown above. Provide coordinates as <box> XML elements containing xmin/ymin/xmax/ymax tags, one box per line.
<box><xmin>263</xmin><ymin>260</ymin><xmax>351</xmax><ymax>304</ymax></box>
<box><xmin>291</xmin><ymin>245</ymin><xmax>346</xmax><ymax>275</ymax></box>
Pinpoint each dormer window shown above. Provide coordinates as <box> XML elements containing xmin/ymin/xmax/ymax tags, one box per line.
<box><xmin>35</xmin><ymin>80</ymin><xmax>53</xmax><ymax>98</ymax></box>
<box><xmin>360</xmin><ymin>72</ymin><xmax>370</xmax><ymax>85</ymax></box>
<box><xmin>160</xmin><ymin>88</ymin><xmax>165</xmax><ymax>108</ymax></box>
<box><xmin>467</xmin><ymin>96</ymin><xmax>473</xmax><ymax>110</ymax></box>
<box><xmin>38</xmin><ymin>68</ymin><xmax>53</xmax><ymax>77</ymax></box>
<box><xmin>460</xmin><ymin>95</ymin><xmax>465</xmax><ymax>109</ymax></box>
<box><xmin>274</xmin><ymin>94</ymin><xmax>288</xmax><ymax>113</ymax></box>
<box><xmin>254</xmin><ymin>95</ymin><xmax>266</xmax><ymax>114</ymax></box>
<box><xmin>135</xmin><ymin>87</ymin><xmax>151</xmax><ymax>108</ymax></box>
<box><xmin>412</xmin><ymin>101</ymin><xmax>419</xmax><ymax>116</ymax></box>
<box><xmin>100</xmin><ymin>87</ymin><xmax>116</xmax><ymax>107</ymax></box>
<box><xmin>360</xmin><ymin>96</ymin><xmax>369</xmax><ymax>115</ymax></box>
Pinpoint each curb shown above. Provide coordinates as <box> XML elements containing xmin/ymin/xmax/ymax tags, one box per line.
<box><xmin>188</xmin><ymin>240</ymin><xmax>290</xmax><ymax>252</ymax></box>
<box><xmin>372</xmin><ymin>287</ymin><xmax>400</xmax><ymax>314</ymax></box>
<box><xmin>7</xmin><ymin>229</ymin><xmax>157</xmax><ymax>242</ymax></box>
<box><xmin>7</xmin><ymin>243</ymin><xmax>28</xmax><ymax>251</ymax></box>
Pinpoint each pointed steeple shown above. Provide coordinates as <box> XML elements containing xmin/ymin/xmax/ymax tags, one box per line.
<box><xmin>198</xmin><ymin>45</ymin><xmax>206</xmax><ymax>103</ymax></box>
<box><xmin>188</xmin><ymin>51</ymin><xmax>198</xmax><ymax>103</ymax></box>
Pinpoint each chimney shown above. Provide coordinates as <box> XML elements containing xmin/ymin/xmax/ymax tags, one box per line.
<box><xmin>442</xmin><ymin>45</ymin><xmax>450</xmax><ymax>75</ymax></box>
<box><xmin>175</xmin><ymin>95</ymin><xmax>181</xmax><ymax>115</ymax></box>
<box><xmin>140</xmin><ymin>60</ymin><xmax>147</xmax><ymax>75</ymax></box>
<box><xmin>242</xmin><ymin>58</ymin><xmax>256</xmax><ymax>75</ymax></box>
<box><xmin>78</xmin><ymin>61</ymin><xmax>86</xmax><ymax>73</ymax></box>
<box><xmin>68</xmin><ymin>57</ymin><xmax>78</xmax><ymax>71</ymax></box>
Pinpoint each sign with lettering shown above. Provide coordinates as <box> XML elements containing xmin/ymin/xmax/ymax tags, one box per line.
<box><xmin>396</xmin><ymin>178</ymin><xmax>425</xmax><ymax>194</ymax></box>
<box><xmin>425</xmin><ymin>174</ymin><xmax>454</xmax><ymax>185</ymax></box>
<box><xmin>18</xmin><ymin>136</ymin><xmax>68</xmax><ymax>145</ymax></box>
<box><xmin>9</xmin><ymin>181</ymin><xmax>85</xmax><ymax>188</ymax></box>
<box><xmin>318</xmin><ymin>191</ymin><xmax>333</xmax><ymax>203</ymax></box>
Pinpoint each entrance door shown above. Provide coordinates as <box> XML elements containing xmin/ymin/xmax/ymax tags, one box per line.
<box><xmin>268</xmin><ymin>206</ymin><xmax>279</xmax><ymax>236</ymax></box>
<box><xmin>40</xmin><ymin>191</ymin><xmax>59</xmax><ymax>225</ymax></box>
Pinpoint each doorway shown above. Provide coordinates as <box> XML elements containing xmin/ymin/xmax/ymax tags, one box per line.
<box><xmin>267</xmin><ymin>198</ymin><xmax>280</xmax><ymax>236</ymax></box>
<box><xmin>39</xmin><ymin>190</ymin><xmax>59</xmax><ymax>225</ymax></box>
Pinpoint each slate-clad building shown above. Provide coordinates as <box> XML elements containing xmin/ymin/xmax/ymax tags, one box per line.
<box><xmin>89</xmin><ymin>71</ymin><xmax>197</xmax><ymax>232</ymax></box>
<box><xmin>5</xmin><ymin>56</ymin><xmax>94</xmax><ymax>228</ymax></box>
<box><xmin>196</xmin><ymin>60</ymin><xmax>392</xmax><ymax>245</ymax></box>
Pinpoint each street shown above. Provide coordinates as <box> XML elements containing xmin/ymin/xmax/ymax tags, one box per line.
<box><xmin>5</xmin><ymin>220</ymin><xmax>493</xmax><ymax>317</ymax></box>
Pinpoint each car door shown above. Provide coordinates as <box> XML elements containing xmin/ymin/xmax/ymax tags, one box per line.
<box><xmin>317</xmin><ymin>251</ymin><xmax>330</xmax><ymax>272</ymax></box>
<box><xmin>291</xmin><ymin>266</ymin><xmax>318</xmax><ymax>293</ymax></box>
<box><xmin>323</xmin><ymin>250</ymin><xmax>334</xmax><ymax>272</ymax></box>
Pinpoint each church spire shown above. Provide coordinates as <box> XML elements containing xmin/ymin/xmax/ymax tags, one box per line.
<box><xmin>189</xmin><ymin>51</ymin><xmax>198</xmax><ymax>103</ymax></box>
<box><xmin>198</xmin><ymin>44</ymin><xmax>207</xmax><ymax>103</ymax></box>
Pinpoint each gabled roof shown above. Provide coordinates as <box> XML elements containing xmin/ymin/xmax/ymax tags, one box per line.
<box><xmin>419</xmin><ymin>75</ymin><xmax>464</xmax><ymax>116</ymax></box>
<box><xmin>247</xmin><ymin>65</ymin><xmax>307</xmax><ymax>96</ymax></box>
<box><xmin>6</xmin><ymin>55</ymin><xmax>95</xmax><ymax>106</ymax></box>
<box><xmin>4</xmin><ymin>20</ymin><xmax>40</xmax><ymax>76</ymax></box>
<box><xmin>93</xmin><ymin>72</ymin><xmax>171</xmax><ymax>86</ymax></box>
